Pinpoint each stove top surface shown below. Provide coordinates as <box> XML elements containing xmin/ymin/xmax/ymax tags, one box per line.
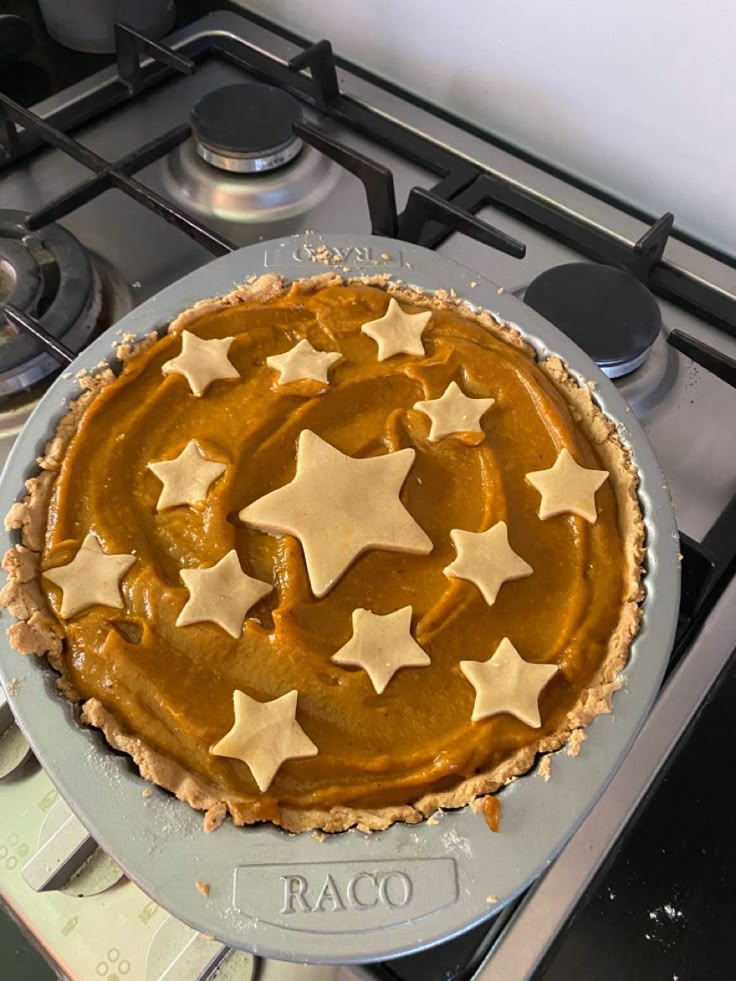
<box><xmin>0</xmin><ymin>5</ymin><xmax>734</xmax><ymax>980</ymax></box>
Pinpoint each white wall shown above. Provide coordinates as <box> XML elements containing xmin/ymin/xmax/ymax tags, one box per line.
<box><xmin>238</xmin><ymin>0</ymin><xmax>736</xmax><ymax>255</ymax></box>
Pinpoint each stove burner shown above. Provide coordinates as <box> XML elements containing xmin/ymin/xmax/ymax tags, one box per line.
<box><xmin>0</xmin><ymin>210</ymin><xmax>101</xmax><ymax>397</ymax></box>
<box><xmin>524</xmin><ymin>263</ymin><xmax>662</xmax><ymax>378</ymax></box>
<box><xmin>190</xmin><ymin>83</ymin><xmax>303</xmax><ymax>174</ymax></box>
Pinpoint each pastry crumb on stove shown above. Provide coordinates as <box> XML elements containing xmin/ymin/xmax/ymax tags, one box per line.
<box><xmin>203</xmin><ymin>801</ymin><xmax>227</xmax><ymax>833</ymax></box>
<box><xmin>450</xmin><ymin>288</ymin><xmax>457</xmax><ymax>297</ymax></box>
<box><xmin>486</xmin><ymin>895</ymin><xmax>498</xmax><ymax>904</ymax></box>
<box><xmin>380</xmin><ymin>253</ymin><xmax>391</xmax><ymax>261</ymax></box>
<box><xmin>537</xmin><ymin>756</ymin><xmax>552</xmax><ymax>781</ymax></box>
<box><xmin>426</xmin><ymin>813</ymin><xmax>440</xmax><ymax>826</ymax></box>
<box><xmin>195</xmin><ymin>880</ymin><xmax>210</xmax><ymax>898</ymax></box>
<box><xmin>678</xmin><ymin>552</ymin><xmax>683</xmax><ymax>561</ymax></box>
<box><xmin>5</xmin><ymin>678</ymin><xmax>20</xmax><ymax>695</ymax></box>
<box><xmin>311</xmin><ymin>830</ymin><xmax>327</xmax><ymax>843</ymax></box>
<box><xmin>200</xmin><ymin>933</ymin><xmax>215</xmax><ymax>941</ymax></box>
<box><xmin>587</xmin><ymin>380</ymin><xmax>597</xmax><ymax>390</ymax></box>
<box><xmin>566</xmin><ymin>728</ymin><xmax>587</xmax><ymax>757</ymax></box>
<box><xmin>497</xmin><ymin>287</ymin><xmax>505</xmax><ymax>295</ymax></box>
<box><xmin>342</xmin><ymin>266</ymin><xmax>350</xmax><ymax>273</ymax></box>
<box><xmin>142</xmin><ymin>787</ymin><xmax>153</xmax><ymax>798</ymax></box>
<box><xmin>470</xmin><ymin>281</ymin><xmax>478</xmax><ymax>288</ymax></box>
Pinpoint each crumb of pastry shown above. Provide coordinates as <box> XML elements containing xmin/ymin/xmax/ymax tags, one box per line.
<box><xmin>567</xmin><ymin>729</ymin><xmax>587</xmax><ymax>757</ymax></box>
<box><xmin>203</xmin><ymin>801</ymin><xmax>227</xmax><ymax>833</ymax></box>
<box><xmin>311</xmin><ymin>830</ymin><xmax>327</xmax><ymax>843</ymax></box>
<box><xmin>195</xmin><ymin>881</ymin><xmax>210</xmax><ymax>898</ymax></box>
<box><xmin>538</xmin><ymin>756</ymin><xmax>552</xmax><ymax>781</ymax></box>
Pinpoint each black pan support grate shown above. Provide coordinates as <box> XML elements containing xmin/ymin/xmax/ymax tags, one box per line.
<box><xmin>0</xmin><ymin>22</ymin><xmax>734</xmax><ymax>639</ymax></box>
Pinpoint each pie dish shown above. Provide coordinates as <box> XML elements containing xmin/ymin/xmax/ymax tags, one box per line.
<box><xmin>0</xmin><ymin>270</ymin><xmax>644</xmax><ymax>834</ymax></box>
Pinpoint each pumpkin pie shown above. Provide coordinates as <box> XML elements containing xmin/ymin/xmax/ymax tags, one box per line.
<box><xmin>0</xmin><ymin>273</ymin><xmax>644</xmax><ymax>833</ymax></box>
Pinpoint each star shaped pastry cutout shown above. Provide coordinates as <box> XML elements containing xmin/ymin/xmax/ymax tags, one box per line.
<box><xmin>210</xmin><ymin>689</ymin><xmax>318</xmax><ymax>792</ymax></box>
<box><xmin>266</xmin><ymin>338</ymin><xmax>342</xmax><ymax>385</ymax></box>
<box><xmin>239</xmin><ymin>430</ymin><xmax>432</xmax><ymax>598</ymax></box>
<box><xmin>176</xmin><ymin>549</ymin><xmax>273</xmax><ymax>639</ymax></box>
<box><xmin>444</xmin><ymin>521</ymin><xmax>533</xmax><ymax>605</ymax></box>
<box><xmin>161</xmin><ymin>330</ymin><xmax>240</xmax><ymax>397</ymax></box>
<box><xmin>361</xmin><ymin>297</ymin><xmax>432</xmax><ymax>361</ymax></box>
<box><xmin>44</xmin><ymin>534</ymin><xmax>136</xmax><ymax>619</ymax></box>
<box><xmin>414</xmin><ymin>381</ymin><xmax>495</xmax><ymax>442</ymax></box>
<box><xmin>331</xmin><ymin>606</ymin><xmax>430</xmax><ymax>693</ymax></box>
<box><xmin>460</xmin><ymin>638</ymin><xmax>558</xmax><ymax>728</ymax></box>
<box><xmin>147</xmin><ymin>440</ymin><xmax>228</xmax><ymax>511</ymax></box>
<box><xmin>526</xmin><ymin>448</ymin><xmax>609</xmax><ymax>522</ymax></box>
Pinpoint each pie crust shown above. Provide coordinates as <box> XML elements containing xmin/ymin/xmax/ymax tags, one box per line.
<box><xmin>0</xmin><ymin>272</ymin><xmax>644</xmax><ymax>833</ymax></box>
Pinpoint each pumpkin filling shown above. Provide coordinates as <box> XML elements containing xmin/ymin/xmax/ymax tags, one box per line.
<box><xmin>31</xmin><ymin>279</ymin><xmax>638</xmax><ymax>829</ymax></box>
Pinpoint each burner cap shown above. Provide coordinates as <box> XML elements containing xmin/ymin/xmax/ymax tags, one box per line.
<box><xmin>191</xmin><ymin>83</ymin><xmax>303</xmax><ymax>174</ymax></box>
<box><xmin>0</xmin><ymin>210</ymin><xmax>100</xmax><ymax>397</ymax></box>
<box><xmin>524</xmin><ymin>263</ymin><xmax>662</xmax><ymax>378</ymax></box>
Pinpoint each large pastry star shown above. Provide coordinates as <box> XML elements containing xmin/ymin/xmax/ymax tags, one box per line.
<box><xmin>444</xmin><ymin>521</ymin><xmax>533</xmax><ymax>605</ymax></box>
<box><xmin>460</xmin><ymin>638</ymin><xmax>558</xmax><ymax>728</ymax></box>
<box><xmin>361</xmin><ymin>297</ymin><xmax>432</xmax><ymax>361</ymax></box>
<box><xmin>161</xmin><ymin>330</ymin><xmax>240</xmax><ymax>397</ymax></box>
<box><xmin>239</xmin><ymin>430</ymin><xmax>432</xmax><ymax>598</ymax></box>
<box><xmin>147</xmin><ymin>440</ymin><xmax>228</xmax><ymax>511</ymax></box>
<box><xmin>526</xmin><ymin>448</ymin><xmax>609</xmax><ymax>523</ymax></box>
<box><xmin>176</xmin><ymin>549</ymin><xmax>273</xmax><ymax>639</ymax></box>
<box><xmin>331</xmin><ymin>606</ymin><xmax>430</xmax><ymax>694</ymax></box>
<box><xmin>210</xmin><ymin>689</ymin><xmax>318</xmax><ymax>792</ymax></box>
<box><xmin>44</xmin><ymin>534</ymin><xmax>136</xmax><ymax>619</ymax></box>
<box><xmin>414</xmin><ymin>381</ymin><xmax>495</xmax><ymax>442</ymax></box>
<box><xmin>266</xmin><ymin>338</ymin><xmax>342</xmax><ymax>385</ymax></box>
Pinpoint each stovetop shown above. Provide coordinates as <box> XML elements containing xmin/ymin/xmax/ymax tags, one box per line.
<box><xmin>0</xmin><ymin>5</ymin><xmax>735</xmax><ymax>980</ymax></box>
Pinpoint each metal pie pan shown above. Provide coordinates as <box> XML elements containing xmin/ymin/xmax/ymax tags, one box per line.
<box><xmin>0</xmin><ymin>234</ymin><xmax>680</xmax><ymax>964</ymax></box>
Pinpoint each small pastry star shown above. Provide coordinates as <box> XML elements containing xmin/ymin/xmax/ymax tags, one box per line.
<box><xmin>210</xmin><ymin>689</ymin><xmax>318</xmax><ymax>792</ymax></box>
<box><xmin>161</xmin><ymin>330</ymin><xmax>240</xmax><ymax>397</ymax></box>
<box><xmin>460</xmin><ymin>638</ymin><xmax>558</xmax><ymax>728</ymax></box>
<box><xmin>176</xmin><ymin>549</ymin><xmax>273</xmax><ymax>639</ymax></box>
<box><xmin>266</xmin><ymin>338</ymin><xmax>342</xmax><ymax>385</ymax></box>
<box><xmin>526</xmin><ymin>448</ymin><xmax>609</xmax><ymax>522</ymax></box>
<box><xmin>361</xmin><ymin>297</ymin><xmax>432</xmax><ymax>361</ymax></box>
<box><xmin>331</xmin><ymin>606</ymin><xmax>430</xmax><ymax>694</ymax></box>
<box><xmin>44</xmin><ymin>534</ymin><xmax>135</xmax><ymax>619</ymax></box>
<box><xmin>414</xmin><ymin>381</ymin><xmax>495</xmax><ymax>442</ymax></box>
<box><xmin>444</xmin><ymin>521</ymin><xmax>533</xmax><ymax>605</ymax></box>
<box><xmin>239</xmin><ymin>430</ymin><xmax>432</xmax><ymax>598</ymax></box>
<box><xmin>147</xmin><ymin>440</ymin><xmax>227</xmax><ymax>511</ymax></box>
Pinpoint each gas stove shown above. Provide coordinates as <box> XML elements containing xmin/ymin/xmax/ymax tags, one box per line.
<box><xmin>0</xmin><ymin>7</ymin><xmax>735</xmax><ymax>981</ymax></box>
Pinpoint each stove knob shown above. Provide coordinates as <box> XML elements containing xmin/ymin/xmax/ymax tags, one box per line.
<box><xmin>0</xmin><ymin>684</ymin><xmax>34</xmax><ymax>781</ymax></box>
<box><xmin>147</xmin><ymin>915</ymin><xmax>255</xmax><ymax>981</ymax></box>
<box><xmin>22</xmin><ymin>799</ymin><xmax>124</xmax><ymax>895</ymax></box>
